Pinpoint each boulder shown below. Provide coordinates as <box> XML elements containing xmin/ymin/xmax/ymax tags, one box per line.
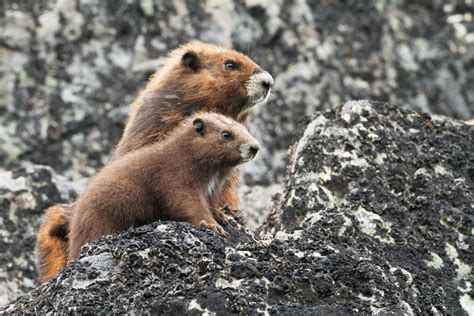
<box><xmin>0</xmin><ymin>170</ymin><xmax>269</xmax><ymax>305</ymax></box>
<box><xmin>0</xmin><ymin>165</ymin><xmax>84</xmax><ymax>305</ymax></box>
<box><xmin>2</xmin><ymin>101</ymin><xmax>472</xmax><ymax>314</ymax></box>
<box><xmin>238</xmin><ymin>183</ymin><xmax>283</xmax><ymax>230</ymax></box>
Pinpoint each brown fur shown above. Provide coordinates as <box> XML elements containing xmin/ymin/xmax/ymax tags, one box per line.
<box><xmin>36</xmin><ymin>42</ymin><xmax>271</xmax><ymax>282</ymax></box>
<box><xmin>35</xmin><ymin>204</ymin><xmax>72</xmax><ymax>283</ymax></box>
<box><xmin>115</xmin><ymin>42</ymin><xmax>263</xmax><ymax>157</ymax></box>
<box><xmin>69</xmin><ymin>113</ymin><xmax>259</xmax><ymax>259</ymax></box>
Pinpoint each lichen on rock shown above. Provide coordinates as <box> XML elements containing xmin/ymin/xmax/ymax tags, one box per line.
<box><xmin>0</xmin><ymin>165</ymin><xmax>84</xmax><ymax>306</ymax></box>
<box><xmin>1</xmin><ymin>1</ymin><xmax>473</xmax><ymax>184</ymax></box>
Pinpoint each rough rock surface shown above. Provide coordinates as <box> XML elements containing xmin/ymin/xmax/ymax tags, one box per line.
<box><xmin>238</xmin><ymin>183</ymin><xmax>283</xmax><ymax>231</ymax></box>
<box><xmin>0</xmin><ymin>165</ymin><xmax>84</xmax><ymax>305</ymax></box>
<box><xmin>1</xmin><ymin>1</ymin><xmax>473</xmax><ymax>183</ymax></box>
<box><xmin>263</xmin><ymin>100</ymin><xmax>474</xmax><ymax>313</ymax></box>
<box><xmin>2</xmin><ymin>102</ymin><xmax>472</xmax><ymax>314</ymax></box>
<box><xmin>0</xmin><ymin>170</ymin><xmax>266</xmax><ymax>305</ymax></box>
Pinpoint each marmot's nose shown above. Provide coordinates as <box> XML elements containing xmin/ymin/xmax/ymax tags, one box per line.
<box><xmin>260</xmin><ymin>72</ymin><xmax>273</xmax><ymax>93</ymax></box>
<box><xmin>262</xmin><ymin>80</ymin><xmax>272</xmax><ymax>93</ymax></box>
<box><xmin>254</xmin><ymin>68</ymin><xmax>273</xmax><ymax>91</ymax></box>
<box><xmin>249</xmin><ymin>142</ymin><xmax>260</xmax><ymax>157</ymax></box>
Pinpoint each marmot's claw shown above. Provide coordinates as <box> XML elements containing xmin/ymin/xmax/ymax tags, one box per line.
<box><xmin>211</xmin><ymin>208</ymin><xmax>229</xmax><ymax>225</ymax></box>
<box><xmin>221</xmin><ymin>203</ymin><xmax>232</xmax><ymax>214</ymax></box>
<box><xmin>199</xmin><ymin>220</ymin><xmax>228</xmax><ymax>237</ymax></box>
<box><xmin>231</xmin><ymin>210</ymin><xmax>246</xmax><ymax>226</ymax></box>
<box><xmin>215</xmin><ymin>224</ymin><xmax>229</xmax><ymax>237</ymax></box>
<box><xmin>220</xmin><ymin>204</ymin><xmax>246</xmax><ymax>225</ymax></box>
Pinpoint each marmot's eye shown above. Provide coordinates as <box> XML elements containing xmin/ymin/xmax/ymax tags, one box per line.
<box><xmin>224</xmin><ymin>61</ymin><xmax>237</xmax><ymax>70</ymax></box>
<box><xmin>221</xmin><ymin>131</ymin><xmax>233</xmax><ymax>140</ymax></box>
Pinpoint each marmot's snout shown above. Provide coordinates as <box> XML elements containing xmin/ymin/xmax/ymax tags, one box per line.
<box><xmin>246</xmin><ymin>69</ymin><xmax>273</xmax><ymax>106</ymax></box>
<box><xmin>239</xmin><ymin>141</ymin><xmax>260</xmax><ymax>162</ymax></box>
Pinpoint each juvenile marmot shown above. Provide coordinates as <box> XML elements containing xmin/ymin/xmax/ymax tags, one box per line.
<box><xmin>36</xmin><ymin>42</ymin><xmax>273</xmax><ymax>282</ymax></box>
<box><xmin>69</xmin><ymin>112</ymin><xmax>259</xmax><ymax>259</ymax></box>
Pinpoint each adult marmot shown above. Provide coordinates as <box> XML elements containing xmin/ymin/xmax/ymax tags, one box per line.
<box><xmin>69</xmin><ymin>112</ymin><xmax>260</xmax><ymax>259</ymax></box>
<box><xmin>36</xmin><ymin>42</ymin><xmax>273</xmax><ymax>282</ymax></box>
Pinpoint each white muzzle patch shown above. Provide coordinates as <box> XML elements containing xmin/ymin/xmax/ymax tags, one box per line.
<box><xmin>239</xmin><ymin>141</ymin><xmax>260</xmax><ymax>163</ymax></box>
<box><xmin>244</xmin><ymin>71</ymin><xmax>274</xmax><ymax>110</ymax></box>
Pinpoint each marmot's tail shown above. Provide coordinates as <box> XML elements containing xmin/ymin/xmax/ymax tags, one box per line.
<box><xmin>36</xmin><ymin>204</ymin><xmax>72</xmax><ymax>283</ymax></box>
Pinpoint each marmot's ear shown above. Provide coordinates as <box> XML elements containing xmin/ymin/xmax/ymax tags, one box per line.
<box><xmin>193</xmin><ymin>118</ymin><xmax>205</xmax><ymax>136</ymax></box>
<box><xmin>182</xmin><ymin>51</ymin><xmax>200</xmax><ymax>72</ymax></box>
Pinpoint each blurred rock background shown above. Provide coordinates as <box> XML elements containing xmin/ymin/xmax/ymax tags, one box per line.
<box><xmin>1</xmin><ymin>0</ymin><xmax>473</xmax><ymax>183</ymax></box>
<box><xmin>0</xmin><ymin>0</ymin><xmax>473</xmax><ymax>306</ymax></box>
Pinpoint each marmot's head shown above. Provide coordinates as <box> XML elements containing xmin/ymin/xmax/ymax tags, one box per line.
<box><xmin>148</xmin><ymin>42</ymin><xmax>273</xmax><ymax>121</ymax></box>
<box><xmin>183</xmin><ymin>112</ymin><xmax>260</xmax><ymax>167</ymax></box>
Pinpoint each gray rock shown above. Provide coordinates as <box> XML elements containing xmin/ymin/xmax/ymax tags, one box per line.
<box><xmin>2</xmin><ymin>101</ymin><xmax>472</xmax><ymax>314</ymax></box>
<box><xmin>238</xmin><ymin>183</ymin><xmax>283</xmax><ymax>230</ymax></box>
<box><xmin>0</xmin><ymin>168</ymin><xmax>277</xmax><ymax>306</ymax></box>
<box><xmin>0</xmin><ymin>169</ymin><xmax>277</xmax><ymax>305</ymax></box>
<box><xmin>0</xmin><ymin>165</ymin><xmax>84</xmax><ymax>306</ymax></box>
<box><xmin>1</xmin><ymin>1</ymin><xmax>474</xmax><ymax>184</ymax></box>
<box><xmin>263</xmin><ymin>100</ymin><xmax>473</xmax><ymax>313</ymax></box>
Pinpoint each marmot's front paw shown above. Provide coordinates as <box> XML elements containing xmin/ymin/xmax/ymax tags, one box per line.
<box><xmin>231</xmin><ymin>209</ymin><xmax>246</xmax><ymax>226</ymax></box>
<box><xmin>221</xmin><ymin>204</ymin><xmax>246</xmax><ymax>226</ymax></box>
<box><xmin>211</xmin><ymin>207</ymin><xmax>229</xmax><ymax>225</ymax></box>
<box><xmin>199</xmin><ymin>219</ymin><xmax>228</xmax><ymax>237</ymax></box>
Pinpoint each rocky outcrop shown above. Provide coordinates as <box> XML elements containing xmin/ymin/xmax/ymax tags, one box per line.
<box><xmin>2</xmin><ymin>102</ymin><xmax>472</xmax><ymax>314</ymax></box>
<box><xmin>1</xmin><ymin>1</ymin><xmax>473</xmax><ymax>184</ymax></box>
<box><xmin>238</xmin><ymin>183</ymin><xmax>283</xmax><ymax>230</ymax></box>
<box><xmin>0</xmin><ymin>166</ymin><xmax>84</xmax><ymax>305</ymax></box>
<box><xmin>0</xmin><ymin>170</ymin><xmax>271</xmax><ymax>306</ymax></box>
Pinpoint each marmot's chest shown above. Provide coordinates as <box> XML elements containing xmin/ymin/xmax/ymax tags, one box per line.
<box><xmin>205</xmin><ymin>172</ymin><xmax>225</xmax><ymax>202</ymax></box>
